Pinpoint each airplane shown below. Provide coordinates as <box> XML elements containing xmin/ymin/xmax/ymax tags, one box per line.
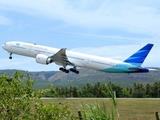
<box><xmin>2</xmin><ymin>41</ymin><xmax>154</xmax><ymax>74</ymax></box>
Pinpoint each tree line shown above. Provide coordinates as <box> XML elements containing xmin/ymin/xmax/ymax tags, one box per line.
<box><xmin>46</xmin><ymin>82</ymin><xmax>160</xmax><ymax>98</ymax></box>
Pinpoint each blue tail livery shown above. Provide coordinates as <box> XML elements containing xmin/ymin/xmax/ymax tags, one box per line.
<box><xmin>101</xmin><ymin>43</ymin><xmax>154</xmax><ymax>73</ymax></box>
<box><xmin>124</xmin><ymin>43</ymin><xmax>154</xmax><ymax>66</ymax></box>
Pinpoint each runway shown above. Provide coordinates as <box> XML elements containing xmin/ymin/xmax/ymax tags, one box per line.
<box><xmin>40</xmin><ymin>98</ymin><xmax>160</xmax><ymax>100</ymax></box>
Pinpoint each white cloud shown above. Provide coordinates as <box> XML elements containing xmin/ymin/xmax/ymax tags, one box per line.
<box><xmin>72</xmin><ymin>44</ymin><xmax>142</xmax><ymax>59</ymax></box>
<box><xmin>0</xmin><ymin>0</ymin><xmax>160</xmax><ymax>36</ymax></box>
<box><xmin>0</xmin><ymin>16</ymin><xmax>11</xmax><ymax>25</ymax></box>
<box><xmin>0</xmin><ymin>0</ymin><xmax>160</xmax><ymax>71</ymax></box>
<box><xmin>72</xmin><ymin>43</ymin><xmax>160</xmax><ymax>67</ymax></box>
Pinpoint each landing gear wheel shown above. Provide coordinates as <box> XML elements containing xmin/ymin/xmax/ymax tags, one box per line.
<box><xmin>69</xmin><ymin>67</ymin><xmax>79</xmax><ymax>74</ymax></box>
<box><xmin>9</xmin><ymin>53</ymin><xmax>12</xmax><ymax>59</ymax></box>
<box><xmin>59</xmin><ymin>67</ymin><xmax>69</xmax><ymax>73</ymax></box>
<box><xmin>69</xmin><ymin>68</ymin><xmax>74</xmax><ymax>72</ymax></box>
<box><xmin>59</xmin><ymin>67</ymin><xmax>64</xmax><ymax>71</ymax></box>
<box><xmin>75</xmin><ymin>71</ymin><xmax>79</xmax><ymax>74</ymax></box>
<box><xmin>65</xmin><ymin>69</ymin><xmax>69</xmax><ymax>73</ymax></box>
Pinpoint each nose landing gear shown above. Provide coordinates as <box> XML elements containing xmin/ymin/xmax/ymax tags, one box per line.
<box><xmin>9</xmin><ymin>53</ymin><xmax>12</xmax><ymax>59</ymax></box>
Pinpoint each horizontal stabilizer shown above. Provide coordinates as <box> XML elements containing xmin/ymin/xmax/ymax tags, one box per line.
<box><xmin>127</xmin><ymin>66</ymin><xmax>141</xmax><ymax>70</ymax></box>
<box><xmin>148</xmin><ymin>68</ymin><xmax>158</xmax><ymax>71</ymax></box>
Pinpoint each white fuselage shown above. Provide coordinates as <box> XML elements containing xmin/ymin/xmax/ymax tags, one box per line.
<box><xmin>2</xmin><ymin>41</ymin><xmax>124</xmax><ymax>71</ymax></box>
<box><xmin>3</xmin><ymin>41</ymin><xmax>151</xmax><ymax>73</ymax></box>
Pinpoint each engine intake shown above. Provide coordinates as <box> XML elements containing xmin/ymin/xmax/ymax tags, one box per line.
<box><xmin>36</xmin><ymin>54</ymin><xmax>52</xmax><ymax>65</ymax></box>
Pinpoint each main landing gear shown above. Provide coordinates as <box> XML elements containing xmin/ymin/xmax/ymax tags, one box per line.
<box><xmin>69</xmin><ymin>67</ymin><xmax>79</xmax><ymax>74</ymax></box>
<box><xmin>59</xmin><ymin>67</ymin><xmax>79</xmax><ymax>74</ymax></box>
<box><xmin>9</xmin><ymin>53</ymin><xmax>12</xmax><ymax>59</ymax></box>
<box><xmin>59</xmin><ymin>67</ymin><xmax>69</xmax><ymax>73</ymax></box>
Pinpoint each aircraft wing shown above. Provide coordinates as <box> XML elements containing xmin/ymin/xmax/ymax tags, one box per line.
<box><xmin>51</xmin><ymin>48</ymin><xmax>74</xmax><ymax>67</ymax></box>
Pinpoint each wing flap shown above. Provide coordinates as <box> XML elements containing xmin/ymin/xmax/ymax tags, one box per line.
<box><xmin>51</xmin><ymin>48</ymin><xmax>74</xmax><ymax>66</ymax></box>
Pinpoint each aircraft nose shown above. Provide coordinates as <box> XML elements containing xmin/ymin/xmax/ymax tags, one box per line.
<box><xmin>2</xmin><ymin>43</ymin><xmax>7</xmax><ymax>50</ymax></box>
<box><xmin>2</xmin><ymin>44</ymin><xmax>5</xmax><ymax>49</ymax></box>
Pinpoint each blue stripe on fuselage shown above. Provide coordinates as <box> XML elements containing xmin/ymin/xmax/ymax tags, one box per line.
<box><xmin>100</xmin><ymin>63</ymin><xmax>149</xmax><ymax>73</ymax></box>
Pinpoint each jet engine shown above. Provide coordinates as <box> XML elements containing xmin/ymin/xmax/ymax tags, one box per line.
<box><xmin>36</xmin><ymin>54</ymin><xmax>52</xmax><ymax>65</ymax></box>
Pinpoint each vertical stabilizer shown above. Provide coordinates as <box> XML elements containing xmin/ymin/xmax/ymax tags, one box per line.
<box><xmin>124</xmin><ymin>43</ymin><xmax>154</xmax><ymax>66</ymax></box>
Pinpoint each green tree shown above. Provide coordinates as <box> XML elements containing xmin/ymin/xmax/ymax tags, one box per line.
<box><xmin>145</xmin><ymin>83</ymin><xmax>152</xmax><ymax>98</ymax></box>
<box><xmin>0</xmin><ymin>71</ymin><xmax>74</xmax><ymax>120</ymax></box>
<box><xmin>107</xmin><ymin>82</ymin><xmax>123</xmax><ymax>98</ymax></box>
<box><xmin>151</xmin><ymin>82</ymin><xmax>160</xmax><ymax>98</ymax></box>
<box><xmin>133</xmin><ymin>83</ymin><xmax>145</xmax><ymax>98</ymax></box>
<box><xmin>72</xmin><ymin>86</ymin><xmax>78</xmax><ymax>97</ymax></box>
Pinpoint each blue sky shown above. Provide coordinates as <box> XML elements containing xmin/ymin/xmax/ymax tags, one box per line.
<box><xmin>0</xmin><ymin>0</ymin><xmax>159</xmax><ymax>71</ymax></box>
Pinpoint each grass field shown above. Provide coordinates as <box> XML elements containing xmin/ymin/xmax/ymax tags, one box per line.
<box><xmin>42</xmin><ymin>98</ymin><xmax>160</xmax><ymax>120</ymax></box>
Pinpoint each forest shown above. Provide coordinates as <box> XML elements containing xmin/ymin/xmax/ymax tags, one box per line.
<box><xmin>46</xmin><ymin>81</ymin><xmax>160</xmax><ymax>98</ymax></box>
<box><xmin>1</xmin><ymin>69</ymin><xmax>160</xmax><ymax>98</ymax></box>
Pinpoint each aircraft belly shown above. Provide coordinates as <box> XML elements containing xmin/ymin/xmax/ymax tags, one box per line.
<box><xmin>83</xmin><ymin>60</ymin><xmax>113</xmax><ymax>71</ymax></box>
<box><xmin>101</xmin><ymin>67</ymin><xmax>129</xmax><ymax>73</ymax></box>
<box><xmin>68</xmin><ymin>57</ymin><xmax>84</xmax><ymax>67</ymax></box>
<box><xmin>101</xmin><ymin>64</ymin><xmax>136</xmax><ymax>73</ymax></box>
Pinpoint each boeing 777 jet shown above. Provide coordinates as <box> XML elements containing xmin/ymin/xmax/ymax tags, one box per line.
<box><xmin>2</xmin><ymin>41</ymin><xmax>154</xmax><ymax>74</ymax></box>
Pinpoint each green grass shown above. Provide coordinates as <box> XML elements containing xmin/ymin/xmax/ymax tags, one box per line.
<box><xmin>42</xmin><ymin>98</ymin><xmax>160</xmax><ymax>120</ymax></box>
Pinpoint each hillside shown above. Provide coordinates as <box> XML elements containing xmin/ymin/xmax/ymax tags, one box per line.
<box><xmin>0</xmin><ymin>68</ymin><xmax>160</xmax><ymax>88</ymax></box>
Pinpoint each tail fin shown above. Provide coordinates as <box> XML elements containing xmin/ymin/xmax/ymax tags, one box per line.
<box><xmin>124</xmin><ymin>43</ymin><xmax>154</xmax><ymax>66</ymax></box>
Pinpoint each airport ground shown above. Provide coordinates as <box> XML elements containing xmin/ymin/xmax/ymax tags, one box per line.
<box><xmin>41</xmin><ymin>98</ymin><xmax>160</xmax><ymax>120</ymax></box>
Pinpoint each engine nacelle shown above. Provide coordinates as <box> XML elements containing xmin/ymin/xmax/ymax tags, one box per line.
<box><xmin>36</xmin><ymin>54</ymin><xmax>52</xmax><ymax>65</ymax></box>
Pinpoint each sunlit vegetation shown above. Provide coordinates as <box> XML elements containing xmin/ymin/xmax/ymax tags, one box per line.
<box><xmin>0</xmin><ymin>71</ymin><xmax>160</xmax><ymax>120</ymax></box>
